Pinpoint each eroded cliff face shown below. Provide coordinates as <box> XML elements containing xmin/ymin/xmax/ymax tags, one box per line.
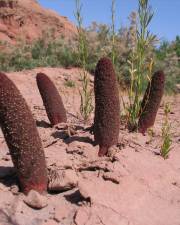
<box><xmin>0</xmin><ymin>0</ymin><xmax>17</xmax><ymax>8</ymax></box>
<box><xmin>0</xmin><ymin>0</ymin><xmax>76</xmax><ymax>44</ymax></box>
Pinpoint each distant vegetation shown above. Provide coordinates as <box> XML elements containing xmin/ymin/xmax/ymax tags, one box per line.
<box><xmin>0</xmin><ymin>2</ymin><xmax>179</xmax><ymax>94</ymax></box>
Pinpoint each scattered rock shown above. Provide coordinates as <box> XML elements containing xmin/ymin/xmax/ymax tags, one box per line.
<box><xmin>78</xmin><ymin>180</ymin><xmax>91</xmax><ymax>202</ymax></box>
<box><xmin>0</xmin><ymin>183</ymin><xmax>7</xmax><ymax>191</ymax></box>
<box><xmin>40</xmin><ymin>220</ymin><xmax>58</xmax><ymax>225</ymax></box>
<box><xmin>23</xmin><ymin>190</ymin><xmax>48</xmax><ymax>209</ymax></box>
<box><xmin>54</xmin><ymin>203</ymin><xmax>72</xmax><ymax>222</ymax></box>
<box><xmin>55</xmin><ymin>123</ymin><xmax>77</xmax><ymax>137</ymax></box>
<box><xmin>66</xmin><ymin>146</ymin><xmax>84</xmax><ymax>155</ymax></box>
<box><xmin>108</xmin><ymin>145</ymin><xmax>120</xmax><ymax>157</ymax></box>
<box><xmin>10</xmin><ymin>184</ymin><xmax>19</xmax><ymax>194</ymax></box>
<box><xmin>74</xmin><ymin>206</ymin><xmax>90</xmax><ymax>225</ymax></box>
<box><xmin>78</xmin><ymin>159</ymin><xmax>113</xmax><ymax>173</ymax></box>
<box><xmin>0</xmin><ymin>209</ymin><xmax>13</xmax><ymax>225</ymax></box>
<box><xmin>48</xmin><ymin>169</ymin><xmax>78</xmax><ymax>192</ymax></box>
<box><xmin>103</xmin><ymin>172</ymin><xmax>120</xmax><ymax>184</ymax></box>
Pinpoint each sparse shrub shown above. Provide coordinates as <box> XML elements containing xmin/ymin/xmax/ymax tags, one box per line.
<box><xmin>36</xmin><ymin>72</ymin><xmax>67</xmax><ymax>126</ymax></box>
<box><xmin>138</xmin><ymin>70</ymin><xmax>165</xmax><ymax>134</ymax></box>
<box><xmin>57</xmin><ymin>45</ymin><xmax>78</xmax><ymax>68</ymax></box>
<box><xmin>146</xmin><ymin>128</ymin><xmax>154</xmax><ymax>144</ymax></box>
<box><xmin>0</xmin><ymin>37</ymin><xmax>78</xmax><ymax>72</ymax></box>
<box><xmin>111</xmin><ymin>0</ymin><xmax>116</xmax><ymax>66</ymax></box>
<box><xmin>155</xmin><ymin>44</ymin><xmax>180</xmax><ymax>94</ymax></box>
<box><xmin>74</xmin><ymin>0</ymin><xmax>93</xmax><ymax>121</ymax></box>
<box><xmin>124</xmin><ymin>0</ymin><xmax>157</xmax><ymax>130</ymax></box>
<box><xmin>0</xmin><ymin>72</ymin><xmax>47</xmax><ymax>194</ymax></box>
<box><xmin>94</xmin><ymin>57</ymin><xmax>120</xmax><ymax>156</ymax></box>
<box><xmin>160</xmin><ymin>103</ymin><xmax>172</xmax><ymax>159</ymax></box>
<box><xmin>64</xmin><ymin>79</ymin><xmax>75</xmax><ymax>88</ymax></box>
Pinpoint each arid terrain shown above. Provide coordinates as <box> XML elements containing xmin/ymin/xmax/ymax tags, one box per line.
<box><xmin>0</xmin><ymin>67</ymin><xmax>180</xmax><ymax>225</ymax></box>
<box><xmin>0</xmin><ymin>0</ymin><xmax>76</xmax><ymax>45</ymax></box>
<box><xmin>0</xmin><ymin>0</ymin><xmax>180</xmax><ymax>225</ymax></box>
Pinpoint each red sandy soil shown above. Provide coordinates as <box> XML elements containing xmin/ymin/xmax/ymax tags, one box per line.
<box><xmin>0</xmin><ymin>67</ymin><xmax>180</xmax><ymax>225</ymax></box>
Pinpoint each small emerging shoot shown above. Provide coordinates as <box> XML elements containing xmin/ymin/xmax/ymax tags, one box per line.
<box><xmin>160</xmin><ymin>103</ymin><xmax>172</xmax><ymax>159</ymax></box>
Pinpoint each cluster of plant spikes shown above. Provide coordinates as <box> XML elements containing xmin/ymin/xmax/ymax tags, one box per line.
<box><xmin>36</xmin><ymin>73</ymin><xmax>67</xmax><ymax>126</ymax></box>
<box><xmin>0</xmin><ymin>72</ymin><xmax>47</xmax><ymax>194</ymax></box>
<box><xmin>138</xmin><ymin>70</ymin><xmax>165</xmax><ymax>134</ymax></box>
<box><xmin>94</xmin><ymin>57</ymin><xmax>120</xmax><ymax>156</ymax></box>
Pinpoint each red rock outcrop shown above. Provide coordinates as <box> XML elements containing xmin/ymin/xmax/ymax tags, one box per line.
<box><xmin>0</xmin><ymin>0</ymin><xmax>76</xmax><ymax>44</ymax></box>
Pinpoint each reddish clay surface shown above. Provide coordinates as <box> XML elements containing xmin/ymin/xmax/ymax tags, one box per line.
<box><xmin>0</xmin><ymin>67</ymin><xmax>179</xmax><ymax>225</ymax></box>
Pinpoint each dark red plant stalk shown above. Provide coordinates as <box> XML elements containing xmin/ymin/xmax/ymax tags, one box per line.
<box><xmin>138</xmin><ymin>70</ymin><xmax>165</xmax><ymax>134</ymax></box>
<box><xmin>94</xmin><ymin>57</ymin><xmax>120</xmax><ymax>156</ymax></box>
<box><xmin>0</xmin><ymin>72</ymin><xmax>47</xmax><ymax>194</ymax></box>
<box><xmin>36</xmin><ymin>73</ymin><xmax>67</xmax><ymax>126</ymax></box>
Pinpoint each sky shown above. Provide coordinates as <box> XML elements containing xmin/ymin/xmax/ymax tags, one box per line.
<box><xmin>38</xmin><ymin>0</ymin><xmax>180</xmax><ymax>42</ymax></box>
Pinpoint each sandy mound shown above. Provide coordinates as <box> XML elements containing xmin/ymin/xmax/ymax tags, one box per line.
<box><xmin>0</xmin><ymin>67</ymin><xmax>180</xmax><ymax>225</ymax></box>
<box><xmin>0</xmin><ymin>0</ymin><xmax>77</xmax><ymax>45</ymax></box>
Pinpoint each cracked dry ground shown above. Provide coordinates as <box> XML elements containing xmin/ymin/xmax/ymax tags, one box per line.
<box><xmin>0</xmin><ymin>68</ymin><xmax>180</xmax><ymax>225</ymax></box>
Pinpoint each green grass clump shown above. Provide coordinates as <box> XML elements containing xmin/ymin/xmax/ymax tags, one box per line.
<box><xmin>64</xmin><ymin>80</ymin><xmax>76</xmax><ymax>88</ymax></box>
<box><xmin>160</xmin><ymin>103</ymin><xmax>172</xmax><ymax>159</ymax></box>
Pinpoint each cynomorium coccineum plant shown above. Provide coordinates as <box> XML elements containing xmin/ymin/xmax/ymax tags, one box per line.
<box><xmin>0</xmin><ymin>72</ymin><xmax>47</xmax><ymax>194</ymax></box>
<box><xmin>36</xmin><ymin>73</ymin><xmax>67</xmax><ymax>126</ymax></box>
<box><xmin>138</xmin><ymin>70</ymin><xmax>165</xmax><ymax>134</ymax></box>
<box><xmin>94</xmin><ymin>57</ymin><xmax>120</xmax><ymax>157</ymax></box>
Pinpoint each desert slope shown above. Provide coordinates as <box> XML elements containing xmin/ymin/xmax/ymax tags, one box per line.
<box><xmin>0</xmin><ymin>0</ymin><xmax>76</xmax><ymax>44</ymax></box>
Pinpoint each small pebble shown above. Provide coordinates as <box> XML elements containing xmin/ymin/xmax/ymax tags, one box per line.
<box><xmin>23</xmin><ymin>190</ymin><xmax>48</xmax><ymax>209</ymax></box>
<box><xmin>10</xmin><ymin>185</ymin><xmax>19</xmax><ymax>195</ymax></box>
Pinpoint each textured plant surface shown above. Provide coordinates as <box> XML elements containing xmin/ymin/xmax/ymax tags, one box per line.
<box><xmin>138</xmin><ymin>70</ymin><xmax>165</xmax><ymax>134</ymax></box>
<box><xmin>36</xmin><ymin>72</ymin><xmax>67</xmax><ymax>126</ymax></box>
<box><xmin>0</xmin><ymin>72</ymin><xmax>47</xmax><ymax>194</ymax></box>
<box><xmin>94</xmin><ymin>57</ymin><xmax>120</xmax><ymax>156</ymax></box>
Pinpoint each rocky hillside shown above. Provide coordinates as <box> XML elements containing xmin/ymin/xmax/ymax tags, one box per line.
<box><xmin>0</xmin><ymin>0</ymin><xmax>77</xmax><ymax>44</ymax></box>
